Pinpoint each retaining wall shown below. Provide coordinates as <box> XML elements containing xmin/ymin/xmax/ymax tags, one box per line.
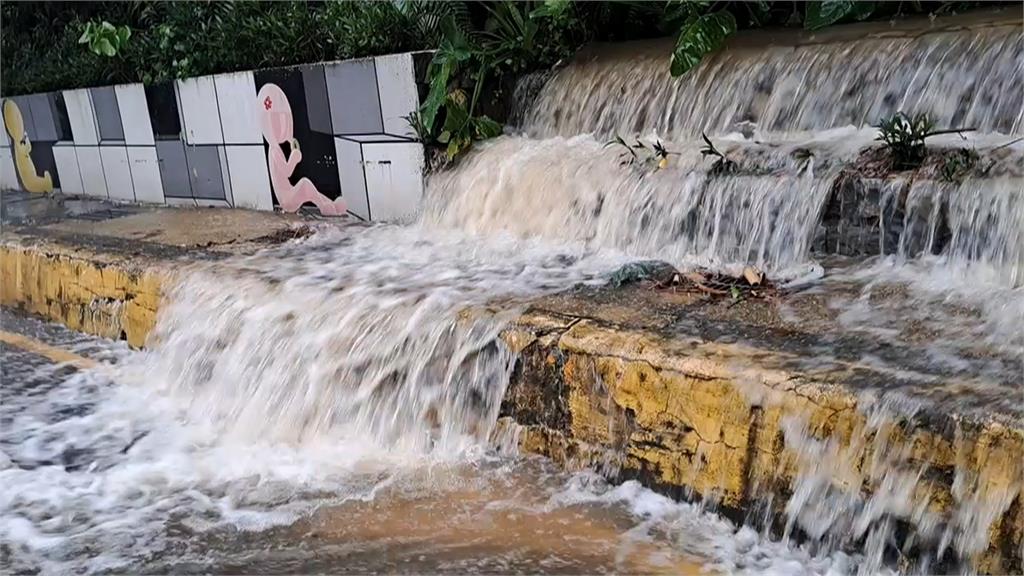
<box><xmin>0</xmin><ymin>52</ymin><xmax>430</xmax><ymax>221</ymax></box>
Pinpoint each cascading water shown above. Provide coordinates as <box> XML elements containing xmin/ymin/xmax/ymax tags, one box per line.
<box><xmin>3</xmin><ymin>12</ymin><xmax>1021</xmax><ymax>576</ymax></box>
<box><xmin>522</xmin><ymin>22</ymin><xmax>1023</xmax><ymax>139</ymax></box>
<box><xmin>138</xmin><ymin>228</ymin><xmax>624</xmax><ymax>454</ymax></box>
<box><xmin>425</xmin><ymin>131</ymin><xmax>857</xmax><ymax>278</ymax></box>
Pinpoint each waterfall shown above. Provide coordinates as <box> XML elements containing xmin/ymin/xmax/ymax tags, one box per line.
<box><xmin>6</xmin><ymin>13</ymin><xmax>1019</xmax><ymax>575</ymax></box>
<box><xmin>522</xmin><ymin>23</ymin><xmax>1022</xmax><ymax>138</ymax></box>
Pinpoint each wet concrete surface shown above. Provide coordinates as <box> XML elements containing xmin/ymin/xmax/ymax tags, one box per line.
<box><xmin>1</xmin><ymin>189</ymin><xmax>326</xmax><ymax>261</ymax></box>
<box><xmin>528</xmin><ymin>265</ymin><xmax>1023</xmax><ymax>427</ymax></box>
<box><xmin>1</xmin><ymin>190</ymin><xmax>136</xmax><ymax>227</ymax></box>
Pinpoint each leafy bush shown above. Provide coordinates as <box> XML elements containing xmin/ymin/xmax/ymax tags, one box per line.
<box><xmin>415</xmin><ymin>1</ymin><xmax>586</xmax><ymax>159</ymax></box>
<box><xmin>438</xmin><ymin>92</ymin><xmax>504</xmax><ymax>159</ymax></box>
<box><xmin>0</xmin><ymin>0</ymin><xmax>1006</xmax><ymax>164</ymax></box>
<box><xmin>78</xmin><ymin>21</ymin><xmax>131</xmax><ymax>57</ymax></box>
<box><xmin>875</xmin><ymin>112</ymin><xmax>974</xmax><ymax>170</ymax></box>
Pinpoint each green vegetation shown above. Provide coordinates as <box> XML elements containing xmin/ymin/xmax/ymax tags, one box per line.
<box><xmin>938</xmin><ymin>148</ymin><xmax>979</xmax><ymax>183</ymax></box>
<box><xmin>875</xmin><ymin>112</ymin><xmax>974</xmax><ymax>170</ymax></box>
<box><xmin>78</xmin><ymin>21</ymin><xmax>131</xmax><ymax>58</ymax></box>
<box><xmin>670</xmin><ymin>10</ymin><xmax>736</xmax><ymax>77</ymax></box>
<box><xmin>1</xmin><ymin>1</ymin><xmax>1002</xmax><ymax>160</ymax></box>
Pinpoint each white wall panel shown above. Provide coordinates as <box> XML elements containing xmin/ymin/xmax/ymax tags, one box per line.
<box><xmin>127</xmin><ymin>146</ymin><xmax>164</xmax><ymax>204</ymax></box>
<box><xmin>0</xmin><ymin>106</ymin><xmax>8</xmax><ymax>147</ymax></box>
<box><xmin>0</xmin><ymin>148</ymin><xmax>19</xmax><ymax>190</ymax></box>
<box><xmin>100</xmin><ymin>146</ymin><xmax>135</xmax><ymax>202</ymax></box>
<box><xmin>176</xmin><ymin>76</ymin><xmax>223</xmax><ymax>145</ymax></box>
<box><xmin>63</xmin><ymin>89</ymin><xmax>100</xmax><ymax>145</ymax></box>
<box><xmin>225</xmin><ymin>145</ymin><xmax>272</xmax><ymax>211</ymax></box>
<box><xmin>374</xmin><ymin>53</ymin><xmax>419</xmax><ymax>139</ymax></box>
<box><xmin>115</xmin><ymin>84</ymin><xmax>155</xmax><ymax>145</ymax></box>
<box><xmin>52</xmin><ymin>145</ymin><xmax>84</xmax><ymax>195</ymax></box>
<box><xmin>214</xmin><ymin>71</ymin><xmax>261</xmax><ymax>145</ymax></box>
<box><xmin>335</xmin><ymin>138</ymin><xmax>369</xmax><ymax>220</ymax></box>
<box><xmin>362</xmin><ymin>142</ymin><xmax>423</xmax><ymax>222</ymax></box>
<box><xmin>77</xmin><ymin>147</ymin><xmax>108</xmax><ymax>198</ymax></box>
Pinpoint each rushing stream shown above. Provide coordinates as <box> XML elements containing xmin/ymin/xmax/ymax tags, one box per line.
<box><xmin>3</xmin><ymin>15</ymin><xmax>1022</xmax><ymax>576</ymax></box>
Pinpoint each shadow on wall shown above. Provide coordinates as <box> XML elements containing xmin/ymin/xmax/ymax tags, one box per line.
<box><xmin>0</xmin><ymin>52</ymin><xmax>429</xmax><ymax>221</ymax></box>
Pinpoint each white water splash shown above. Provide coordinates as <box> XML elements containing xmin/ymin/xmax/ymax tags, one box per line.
<box><xmin>136</xmin><ymin>226</ymin><xmax>626</xmax><ymax>455</ymax></box>
<box><xmin>524</xmin><ymin>24</ymin><xmax>1022</xmax><ymax>138</ymax></box>
<box><xmin>425</xmin><ymin>131</ymin><xmax>863</xmax><ymax>278</ymax></box>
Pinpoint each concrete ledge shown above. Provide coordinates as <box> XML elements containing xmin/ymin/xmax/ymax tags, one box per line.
<box><xmin>0</xmin><ymin>235</ymin><xmax>167</xmax><ymax>347</ymax></box>
<box><xmin>0</xmin><ymin>200</ymin><xmax>309</xmax><ymax>347</ymax></box>
<box><xmin>500</xmin><ymin>308</ymin><xmax>1023</xmax><ymax>573</ymax></box>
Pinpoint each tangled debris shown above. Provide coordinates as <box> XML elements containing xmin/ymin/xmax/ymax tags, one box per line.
<box><xmin>605</xmin><ymin>135</ymin><xmax>677</xmax><ymax>176</ymax></box>
<box><xmin>609</xmin><ymin>260</ymin><xmax>775</xmax><ymax>303</ymax></box>
<box><xmin>256</xmin><ymin>225</ymin><xmax>315</xmax><ymax>244</ymax></box>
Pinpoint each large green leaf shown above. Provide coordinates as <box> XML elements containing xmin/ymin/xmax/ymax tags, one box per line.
<box><xmin>78</xmin><ymin>22</ymin><xmax>94</xmax><ymax>44</ymax></box>
<box><xmin>670</xmin><ymin>11</ymin><xmax>736</xmax><ymax>77</ymax></box>
<box><xmin>95</xmin><ymin>38</ymin><xmax>116</xmax><ymax>57</ymax></box>
<box><xmin>115</xmin><ymin>26</ymin><xmax>131</xmax><ymax>49</ymax></box>
<box><xmin>804</xmin><ymin>1</ymin><xmax>876</xmax><ymax>30</ymax></box>
<box><xmin>420</xmin><ymin>59</ymin><xmax>453</xmax><ymax>135</ymax></box>
<box><xmin>418</xmin><ymin>16</ymin><xmax>475</xmax><ymax>135</ymax></box>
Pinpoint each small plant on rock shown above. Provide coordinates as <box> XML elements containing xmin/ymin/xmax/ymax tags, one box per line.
<box><xmin>875</xmin><ymin>112</ymin><xmax>974</xmax><ymax>170</ymax></box>
<box><xmin>700</xmin><ymin>132</ymin><xmax>737</xmax><ymax>175</ymax></box>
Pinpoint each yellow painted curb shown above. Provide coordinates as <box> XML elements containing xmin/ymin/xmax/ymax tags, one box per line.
<box><xmin>0</xmin><ymin>330</ymin><xmax>97</xmax><ymax>369</ymax></box>
<box><xmin>0</xmin><ymin>240</ymin><xmax>165</xmax><ymax>348</ymax></box>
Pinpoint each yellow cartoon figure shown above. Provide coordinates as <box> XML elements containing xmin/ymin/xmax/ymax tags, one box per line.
<box><xmin>3</xmin><ymin>99</ymin><xmax>53</xmax><ymax>193</ymax></box>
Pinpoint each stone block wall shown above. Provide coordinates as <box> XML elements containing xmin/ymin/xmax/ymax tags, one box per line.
<box><xmin>0</xmin><ymin>52</ymin><xmax>429</xmax><ymax>221</ymax></box>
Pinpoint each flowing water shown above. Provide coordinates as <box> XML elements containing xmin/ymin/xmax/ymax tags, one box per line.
<box><xmin>3</xmin><ymin>14</ymin><xmax>1022</xmax><ymax>576</ymax></box>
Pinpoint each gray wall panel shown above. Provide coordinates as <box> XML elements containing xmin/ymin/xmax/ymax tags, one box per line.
<box><xmin>91</xmin><ymin>86</ymin><xmax>125</xmax><ymax>141</ymax></box>
<box><xmin>185</xmin><ymin>145</ymin><xmax>226</xmax><ymax>200</ymax></box>
<box><xmin>10</xmin><ymin>96</ymin><xmax>37</xmax><ymax>139</ymax></box>
<box><xmin>156</xmin><ymin>140</ymin><xmax>191</xmax><ymax>198</ymax></box>
<box><xmin>27</xmin><ymin>94</ymin><xmax>58</xmax><ymax>141</ymax></box>
<box><xmin>325</xmin><ymin>60</ymin><xmax>383</xmax><ymax>135</ymax></box>
<box><xmin>302</xmin><ymin>65</ymin><xmax>333</xmax><ymax>135</ymax></box>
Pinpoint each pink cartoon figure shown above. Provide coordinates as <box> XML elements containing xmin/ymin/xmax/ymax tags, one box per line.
<box><xmin>257</xmin><ymin>83</ymin><xmax>347</xmax><ymax>216</ymax></box>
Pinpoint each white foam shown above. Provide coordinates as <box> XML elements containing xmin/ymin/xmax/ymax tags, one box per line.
<box><xmin>546</xmin><ymin>471</ymin><xmax>880</xmax><ymax>576</ymax></box>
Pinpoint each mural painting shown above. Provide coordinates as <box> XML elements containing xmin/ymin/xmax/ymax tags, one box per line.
<box><xmin>0</xmin><ymin>52</ymin><xmax>427</xmax><ymax>221</ymax></box>
<box><xmin>257</xmin><ymin>81</ymin><xmax>346</xmax><ymax>216</ymax></box>
<box><xmin>3</xmin><ymin>98</ymin><xmax>54</xmax><ymax>193</ymax></box>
